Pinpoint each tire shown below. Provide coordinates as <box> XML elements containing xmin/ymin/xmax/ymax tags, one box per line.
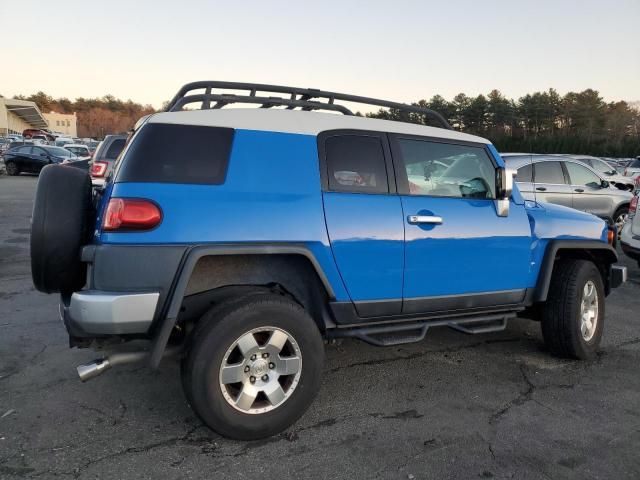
<box><xmin>613</xmin><ymin>206</ymin><xmax>629</xmax><ymax>238</ymax></box>
<box><xmin>5</xmin><ymin>161</ymin><xmax>19</xmax><ymax>176</ymax></box>
<box><xmin>31</xmin><ymin>164</ymin><xmax>93</xmax><ymax>294</ymax></box>
<box><xmin>541</xmin><ymin>259</ymin><xmax>605</xmax><ymax>360</ymax></box>
<box><xmin>181</xmin><ymin>293</ymin><xmax>324</xmax><ymax>440</ymax></box>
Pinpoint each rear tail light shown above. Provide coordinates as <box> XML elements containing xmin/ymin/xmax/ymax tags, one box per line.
<box><xmin>102</xmin><ymin>198</ymin><xmax>162</xmax><ymax>231</ymax></box>
<box><xmin>630</xmin><ymin>195</ymin><xmax>638</xmax><ymax>216</ymax></box>
<box><xmin>90</xmin><ymin>161</ymin><xmax>108</xmax><ymax>177</ymax></box>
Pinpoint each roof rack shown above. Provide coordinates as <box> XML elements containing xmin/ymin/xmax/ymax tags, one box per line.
<box><xmin>165</xmin><ymin>81</ymin><xmax>452</xmax><ymax>130</ymax></box>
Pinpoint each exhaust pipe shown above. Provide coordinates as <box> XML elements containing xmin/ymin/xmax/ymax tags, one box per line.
<box><xmin>76</xmin><ymin>347</ymin><xmax>181</xmax><ymax>382</ymax></box>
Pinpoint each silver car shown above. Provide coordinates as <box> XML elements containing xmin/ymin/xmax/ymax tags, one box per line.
<box><xmin>504</xmin><ymin>154</ymin><xmax>633</xmax><ymax>232</ymax></box>
<box><xmin>620</xmin><ymin>193</ymin><xmax>640</xmax><ymax>267</ymax></box>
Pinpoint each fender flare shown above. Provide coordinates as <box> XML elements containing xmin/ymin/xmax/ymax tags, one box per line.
<box><xmin>148</xmin><ymin>244</ymin><xmax>335</xmax><ymax>367</ymax></box>
<box><xmin>533</xmin><ymin>240</ymin><xmax>617</xmax><ymax>302</ymax></box>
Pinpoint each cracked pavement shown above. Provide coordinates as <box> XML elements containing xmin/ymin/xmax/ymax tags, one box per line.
<box><xmin>1</xmin><ymin>175</ymin><xmax>640</xmax><ymax>479</ymax></box>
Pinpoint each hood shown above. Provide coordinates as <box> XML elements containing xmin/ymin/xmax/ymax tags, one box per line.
<box><xmin>526</xmin><ymin>200</ymin><xmax>608</xmax><ymax>242</ymax></box>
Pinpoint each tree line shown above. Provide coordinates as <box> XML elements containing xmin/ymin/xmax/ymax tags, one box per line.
<box><xmin>368</xmin><ymin>89</ymin><xmax>640</xmax><ymax>157</ymax></box>
<box><xmin>6</xmin><ymin>92</ymin><xmax>155</xmax><ymax>139</ymax></box>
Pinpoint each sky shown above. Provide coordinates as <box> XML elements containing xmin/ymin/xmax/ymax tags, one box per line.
<box><xmin>2</xmin><ymin>0</ymin><xmax>639</xmax><ymax>110</ymax></box>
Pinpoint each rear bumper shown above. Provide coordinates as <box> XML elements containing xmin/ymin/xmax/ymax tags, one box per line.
<box><xmin>62</xmin><ymin>290</ymin><xmax>159</xmax><ymax>336</ymax></box>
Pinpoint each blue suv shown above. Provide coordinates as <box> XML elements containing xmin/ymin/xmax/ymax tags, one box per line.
<box><xmin>30</xmin><ymin>81</ymin><xmax>627</xmax><ymax>440</ymax></box>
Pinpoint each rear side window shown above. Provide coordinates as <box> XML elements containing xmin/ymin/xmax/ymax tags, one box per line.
<box><xmin>534</xmin><ymin>161</ymin><xmax>565</xmax><ymax>184</ymax></box>
<box><xmin>516</xmin><ymin>164</ymin><xmax>533</xmax><ymax>182</ymax></box>
<box><xmin>325</xmin><ymin>135</ymin><xmax>389</xmax><ymax>194</ymax></box>
<box><xmin>117</xmin><ymin>123</ymin><xmax>234</xmax><ymax>184</ymax></box>
<box><xmin>105</xmin><ymin>138</ymin><xmax>126</xmax><ymax>159</ymax></box>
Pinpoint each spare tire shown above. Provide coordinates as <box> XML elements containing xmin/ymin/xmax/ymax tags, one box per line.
<box><xmin>31</xmin><ymin>164</ymin><xmax>93</xmax><ymax>294</ymax></box>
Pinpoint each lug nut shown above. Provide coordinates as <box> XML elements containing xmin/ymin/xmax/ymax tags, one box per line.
<box><xmin>250</xmin><ymin>376</ymin><xmax>256</xmax><ymax>383</ymax></box>
<box><xmin>244</xmin><ymin>366</ymin><xmax>250</xmax><ymax>373</ymax></box>
<box><xmin>250</xmin><ymin>354</ymin><xmax>257</xmax><ymax>361</ymax></box>
<box><xmin>262</xmin><ymin>374</ymin><xmax>269</xmax><ymax>382</ymax></box>
<box><xmin>262</xmin><ymin>352</ymin><xmax>269</xmax><ymax>359</ymax></box>
<box><xmin>269</xmin><ymin>362</ymin><xmax>275</xmax><ymax>369</ymax></box>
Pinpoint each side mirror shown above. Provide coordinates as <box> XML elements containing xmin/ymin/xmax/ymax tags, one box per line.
<box><xmin>495</xmin><ymin>167</ymin><xmax>515</xmax><ymax>217</ymax></box>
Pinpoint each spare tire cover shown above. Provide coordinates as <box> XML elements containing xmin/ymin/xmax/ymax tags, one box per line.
<box><xmin>31</xmin><ymin>164</ymin><xmax>93</xmax><ymax>294</ymax></box>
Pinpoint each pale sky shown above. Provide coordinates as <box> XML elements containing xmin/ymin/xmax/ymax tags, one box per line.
<box><xmin>2</xmin><ymin>0</ymin><xmax>639</xmax><ymax>110</ymax></box>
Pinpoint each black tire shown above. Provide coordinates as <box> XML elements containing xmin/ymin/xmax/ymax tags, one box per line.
<box><xmin>31</xmin><ymin>164</ymin><xmax>93</xmax><ymax>294</ymax></box>
<box><xmin>181</xmin><ymin>293</ymin><xmax>324</xmax><ymax>440</ymax></box>
<box><xmin>5</xmin><ymin>160</ymin><xmax>19</xmax><ymax>176</ymax></box>
<box><xmin>541</xmin><ymin>259</ymin><xmax>605</xmax><ymax>360</ymax></box>
<box><xmin>613</xmin><ymin>206</ymin><xmax>629</xmax><ymax>238</ymax></box>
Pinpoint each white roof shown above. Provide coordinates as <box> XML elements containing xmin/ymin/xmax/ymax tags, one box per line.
<box><xmin>148</xmin><ymin>109</ymin><xmax>490</xmax><ymax>144</ymax></box>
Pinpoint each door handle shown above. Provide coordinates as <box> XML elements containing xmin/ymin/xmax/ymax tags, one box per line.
<box><xmin>574</xmin><ymin>188</ymin><xmax>584</xmax><ymax>193</ymax></box>
<box><xmin>535</xmin><ymin>187</ymin><xmax>547</xmax><ymax>192</ymax></box>
<box><xmin>408</xmin><ymin>215</ymin><xmax>443</xmax><ymax>225</ymax></box>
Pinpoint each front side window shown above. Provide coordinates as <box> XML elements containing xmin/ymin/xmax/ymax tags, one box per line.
<box><xmin>325</xmin><ymin>135</ymin><xmax>389</xmax><ymax>194</ymax></box>
<box><xmin>565</xmin><ymin>162</ymin><xmax>602</xmax><ymax>187</ymax></box>
<box><xmin>516</xmin><ymin>164</ymin><xmax>533</xmax><ymax>183</ymax></box>
<box><xmin>534</xmin><ymin>161</ymin><xmax>566</xmax><ymax>184</ymax></box>
<box><xmin>591</xmin><ymin>159</ymin><xmax>616</xmax><ymax>175</ymax></box>
<box><xmin>396</xmin><ymin>139</ymin><xmax>496</xmax><ymax>199</ymax></box>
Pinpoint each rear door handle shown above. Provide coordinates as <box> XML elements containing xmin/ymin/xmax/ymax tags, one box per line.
<box><xmin>535</xmin><ymin>187</ymin><xmax>547</xmax><ymax>192</ymax></box>
<box><xmin>408</xmin><ymin>215</ymin><xmax>443</xmax><ymax>225</ymax></box>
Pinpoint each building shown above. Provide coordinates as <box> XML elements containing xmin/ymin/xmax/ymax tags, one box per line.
<box><xmin>43</xmin><ymin>111</ymin><xmax>78</xmax><ymax>137</ymax></box>
<box><xmin>0</xmin><ymin>97</ymin><xmax>48</xmax><ymax>136</ymax></box>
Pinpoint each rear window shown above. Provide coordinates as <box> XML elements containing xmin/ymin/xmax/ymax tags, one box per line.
<box><xmin>116</xmin><ymin>123</ymin><xmax>234</xmax><ymax>184</ymax></box>
<box><xmin>105</xmin><ymin>138</ymin><xmax>126</xmax><ymax>159</ymax></box>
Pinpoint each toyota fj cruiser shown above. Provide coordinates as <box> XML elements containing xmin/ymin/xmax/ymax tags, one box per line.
<box><xmin>31</xmin><ymin>81</ymin><xmax>627</xmax><ymax>440</ymax></box>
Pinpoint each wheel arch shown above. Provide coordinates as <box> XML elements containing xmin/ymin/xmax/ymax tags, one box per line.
<box><xmin>149</xmin><ymin>245</ymin><xmax>336</xmax><ymax>368</ymax></box>
<box><xmin>534</xmin><ymin>240</ymin><xmax>617</xmax><ymax>303</ymax></box>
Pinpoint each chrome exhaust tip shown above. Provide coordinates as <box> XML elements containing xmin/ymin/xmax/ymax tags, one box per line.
<box><xmin>77</xmin><ymin>359</ymin><xmax>112</xmax><ymax>382</ymax></box>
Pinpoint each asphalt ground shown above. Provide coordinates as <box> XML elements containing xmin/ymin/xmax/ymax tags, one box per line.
<box><xmin>1</xmin><ymin>174</ymin><xmax>639</xmax><ymax>479</ymax></box>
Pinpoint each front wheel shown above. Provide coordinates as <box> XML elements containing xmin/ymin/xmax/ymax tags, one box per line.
<box><xmin>613</xmin><ymin>206</ymin><xmax>629</xmax><ymax>238</ymax></box>
<box><xmin>5</xmin><ymin>161</ymin><xmax>19</xmax><ymax>176</ymax></box>
<box><xmin>541</xmin><ymin>259</ymin><xmax>605</xmax><ymax>359</ymax></box>
<box><xmin>181</xmin><ymin>294</ymin><xmax>324</xmax><ymax>440</ymax></box>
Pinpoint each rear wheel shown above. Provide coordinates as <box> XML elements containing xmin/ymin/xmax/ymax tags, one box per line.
<box><xmin>541</xmin><ymin>259</ymin><xmax>605</xmax><ymax>359</ymax></box>
<box><xmin>5</xmin><ymin>161</ymin><xmax>19</xmax><ymax>176</ymax></box>
<box><xmin>181</xmin><ymin>294</ymin><xmax>324</xmax><ymax>440</ymax></box>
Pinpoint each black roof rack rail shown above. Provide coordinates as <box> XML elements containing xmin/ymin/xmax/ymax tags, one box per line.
<box><xmin>165</xmin><ymin>81</ymin><xmax>452</xmax><ymax>130</ymax></box>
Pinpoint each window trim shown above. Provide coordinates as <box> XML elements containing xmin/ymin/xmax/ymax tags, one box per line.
<box><xmin>317</xmin><ymin>129</ymin><xmax>396</xmax><ymax>195</ymax></box>
<box><xmin>388</xmin><ymin>133</ymin><xmax>498</xmax><ymax>199</ymax></box>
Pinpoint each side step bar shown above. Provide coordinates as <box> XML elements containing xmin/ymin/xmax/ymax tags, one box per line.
<box><xmin>327</xmin><ymin>313</ymin><xmax>513</xmax><ymax>347</ymax></box>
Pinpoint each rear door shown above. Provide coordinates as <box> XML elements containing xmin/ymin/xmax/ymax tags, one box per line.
<box><xmin>390</xmin><ymin>136</ymin><xmax>532</xmax><ymax>314</ymax></box>
<box><xmin>532</xmin><ymin>161</ymin><xmax>573</xmax><ymax>208</ymax></box>
<box><xmin>563</xmin><ymin>161</ymin><xmax>612</xmax><ymax>218</ymax></box>
<box><xmin>320</xmin><ymin>131</ymin><xmax>404</xmax><ymax>317</ymax></box>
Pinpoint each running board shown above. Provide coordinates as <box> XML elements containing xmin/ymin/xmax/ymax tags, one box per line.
<box><xmin>327</xmin><ymin>312</ymin><xmax>513</xmax><ymax>347</ymax></box>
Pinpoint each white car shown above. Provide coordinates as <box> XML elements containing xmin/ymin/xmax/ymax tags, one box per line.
<box><xmin>620</xmin><ymin>193</ymin><xmax>640</xmax><ymax>268</ymax></box>
<box><xmin>63</xmin><ymin>144</ymin><xmax>91</xmax><ymax>160</ymax></box>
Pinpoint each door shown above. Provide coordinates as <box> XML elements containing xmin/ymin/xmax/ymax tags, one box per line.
<box><xmin>13</xmin><ymin>146</ymin><xmax>34</xmax><ymax>171</ymax></box>
<box><xmin>564</xmin><ymin>161</ymin><xmax>612</xmax><ymax>218</ymax></box>
<box><xmin>390</xmin><ymin>136</ymin><xmax>532</xmax><ymax>314</ymax></box>
<box><xmin>532</xmin><ymin>161</ymin><xmax>573</xmax><ymax>208</ymax></box>
<box><xmin>32</xmin><ymin>147</ymin><xmax>51</xmax><ymax>172</ymax></box>
<box><xmin>320</xmin><ymin>131</ymin><xmax>404</xmax><ymax>317</ymax></box>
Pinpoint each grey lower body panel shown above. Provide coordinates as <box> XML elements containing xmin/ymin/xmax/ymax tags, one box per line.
<box><xmin>63</xmin><ymin>291</ymin><xmax>160</xmax><ymax>336</ymax></box>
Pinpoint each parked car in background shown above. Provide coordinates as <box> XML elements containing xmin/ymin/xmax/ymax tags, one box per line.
<box><xmin>620</xmin><ymin>193</ymin><xmax>640</xmax><ymax>267</ymax></box>
<box><xmin>64</xmin><ymin>144</ymin><xmax>91</xmax><ymax>159</ymax></box>
<box><xmin>89</xmin><ymin>134</ymin><xmax>127</xmax><ymax>185</ymax></box>
<box><xmin>31</xmin><ymin>134</ymin><xmax>50</xmax><ymax>145</ymax></box>
<box><xmin>568</xmin><ymin>155</ymin><xmax>635</xmax><ymax>191</ymax></box>
<box><xmin>55</xmin><ymin>137</ymin><xmax>75</xmax><ymax>147</ymax></box>
<box><xmin>3</xmin><ymin>144</ymin><xmax>76</xmax><ymax>175</ymax></box>
<box><xmin>624</xmin><ymin>157</ymin><xmax>640</xmax><ymax>179</ymax></box>
<box><xmin>23</xmin><ymin>129</ymin><xmax>55</xmax><ymax>141</ymax></box>
<box><xmin>504</xmin><ymin>154</ymin><xmax>633</xmax><ymax>232</ymax></box>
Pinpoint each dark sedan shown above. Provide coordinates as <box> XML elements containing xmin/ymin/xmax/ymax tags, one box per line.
<box><xmin>3</xmin><ymin>145</ymin><xmax>76</xmax><ymax>176</ymax></box>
